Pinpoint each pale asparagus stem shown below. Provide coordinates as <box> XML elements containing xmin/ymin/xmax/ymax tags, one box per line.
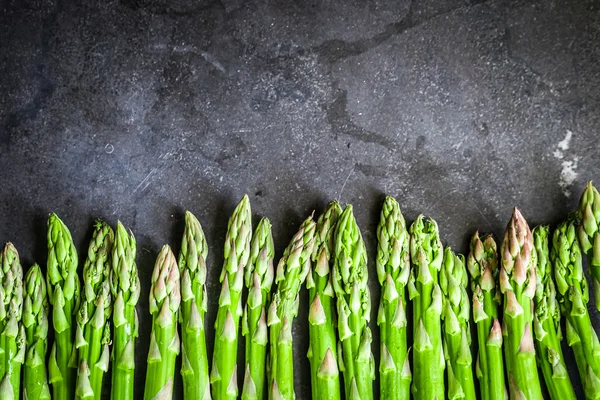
<box><xmin>532</xmin><ymin>226</ymin><xmax>576</xmax><ymax>400</ymax></box>
<box><xmin>211</xmin><ymin>195</ymin><xmax>252</xmax><ymax>400</ymax></box>
<box><xmin>0</xmin><ymin>243</ymin><xmax>25</xmax><ymax>400</ymax></box>
<box><xmin>75</xmin><ymin>220</ymin><xmax>114</xmax><ymax>400</ymax></box>
<box><xmin>376</xmin><ymin>196</ymin><xmax>410</xmax><ymax>400</ymax></box>
<box><xmin>47</xmin><ymin>214</ymin><xmax>80</xmax><ymax>400</ymax></box>
<box><xmin>408</xmin><ymin>215</ymin><xmax>444</xmax><ymax>400</ymax></box>
<box><xmin>333</xmin><ymin>205</ymin><xmax>374</xmax><ymax>400</ymax></box>
<box><xmin>23</xmin><ymin>264</ymin><xmax>51</xmax><ymax>400</ymax></box>
<box><xmin>268</xmin><ymin>215</ymin><xmax>316</xmax><ymax>400</ymax></box>
<box><xmin>578</xmin><ymin>181</ymin><xmax>600</xmax><ymax>311</ymax></box>
<box><xmin>440</xmin><ymin>247</ymin><xmax>476</xmax><ymax>400</ymax></box>
<box><xmin>466</xmin><ymin>232</ymin><xmax>505</xmax><ymax>400</ymax></box>
<box><xmin>242</xmin><ymin>217</ymin><xmax>274</xmax><ymax>400</ymax></box>
<box><xmin>552</xmin><ymin>217</ymin><xmax>600</xmax><ymax>400</ymax></box>
<box><xmin>500</xmin><ymin>208</ymin><xmax>543</xmax><ymax>400</ymax></box>
<box><xmin>110</xmin><ymin>222</ymin><xmax>140</xmax><ymax>400</ymax></box>
<box><xmin>179</xmin><ymin>211</ymin><xmax>211</xmax><ymax>400</ymax></box>
<box><xmin>144</xmin><ymin>245</ymin><xmax>181</xmax><ymax>400</ymax></box>
<box><xmin>307</xmin><ymin>201</ymin><xmax>342</xmax><ymax>400</ymax></box>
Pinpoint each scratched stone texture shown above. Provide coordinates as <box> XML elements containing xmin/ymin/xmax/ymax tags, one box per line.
<box><xmin>1</xmin><ymin>0</ymin><xmax>600</xmax><ymax>398</ymax></box>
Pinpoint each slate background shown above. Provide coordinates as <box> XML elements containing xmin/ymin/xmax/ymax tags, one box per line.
<box><xmin>2</xmin><ymin>0</ymin><xmax>600</xmax><ymax>398</ymax></box>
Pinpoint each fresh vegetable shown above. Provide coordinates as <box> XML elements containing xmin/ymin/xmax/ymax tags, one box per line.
<box><xmin>23</xmin><ymin>264</ymin><xmax>51</xmax><ymax>400</ymax></box>
<box><xmin>268</xmin><ymin>215</ymin><xmax>316</xmax><ymax>400</ymax></box>
<box><xmin>47</xmin><ymin>214</ymin><xmax>80</xmax><ymax>400</ymax></box>
<box><xmin>553</xmin><ymin>217</ymin><xmax>600</xmax><ymax>399</ymax></box>
<box><xmin>242</xmin><ymin>217</ymin><xmax>274</xmax><ymax>400</ymax></box>
<box><xmin>211</xmin><ymin>195</ymin><xmax>252</xmax><ymax>400</ymax></box>
<box><xmin>333</xmin><ymin>205</ymin><xmax>374</xmax><ymax>400</ymax></box>
<box><xmin>144</xmin><ymin>244</ymin><xmax>181</xmax><ymax>400</ymax></box>
<box><xmin>376</xmin><ymin>196</ymin><xmax>410</xmax><ymax>400</ymax></box>
<box><xmin>466</xmin><ymin>232</ymin><xmax>505</xmax><ymax>400</ymax></box>
<box><xmin>500</xmin><ymin>208</ymin><xmax>543</xmax><ymax>399</ymax></box>
<box><xmin>408</xmin><ymin>215</ymin><xmax>444</xmax><ymax>400</ymax></box>
<box><xmin>308</xmin><ymin>202</ymin><xmax>342</xmax><ymax>400</ymax></box>
<box><xmin>179</xmin><ymin>211</ymin><xmax>211</xmax><ymax>400</ymax></box>
<box><xmin>110</xmin><ymin>222</ymin><xmax>140</xmax><ymax>400</ymax></box>
<box><xmin>577</xmin><ymin>181</ymin><xmax>600</xmax><ymax>311</ymax></box>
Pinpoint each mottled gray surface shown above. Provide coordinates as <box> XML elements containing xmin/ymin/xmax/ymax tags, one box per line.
<box><xmin>2</xmin><ymin>0</ymin><xmax>600</xmax><ymax>398</ymax></box>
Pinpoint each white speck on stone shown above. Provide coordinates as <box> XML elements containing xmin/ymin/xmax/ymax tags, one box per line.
<box><xmin>553</xmin><ymin>131</ymin><xmax>578</xmax><ymax>197</ymax></box>
<box><xmin>558</xmin><ymin>130</ymin><xmax>572</xmax><ymax>151</ymax></box>
<box><xmin>105</xmin><ymin>144</ymin><xmax>114</xmax><ymax>154</ymax></box>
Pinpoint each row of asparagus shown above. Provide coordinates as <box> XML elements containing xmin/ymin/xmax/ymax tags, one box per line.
<box><xmin>0</xmin><ymin>182</ymin><xmax>599</xmax><ymax>400</ymax></box>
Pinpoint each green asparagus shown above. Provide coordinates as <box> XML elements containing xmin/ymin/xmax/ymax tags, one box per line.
<box><xmin>500</xmin><ymin>208</ymin><xmax>543</xmax><ymax>399</ymax></box>
<box><xmin>145</xmin><ymin>244</ymin><xmax>181</xmax><ymax>399</ymax></box>
<box><xmin>0</xmin><ymin>243</ymin><xmax>25</xmax><ymax>400</ymax></box>
<box><xmin>408</xmin><ymin>215</ymin><xmax>444</xmax><ymax>400</ymax></box>
<box><xmin>466</xmin><ymin>232</ymin><xmax>505</xmax><ymax>400</ymax></box>
<box><xmin>532</xmin><ymin>225</ymin><xmax>576</xmax><ymax>399</ymax></box>
<box><xmin>440</xmin><ymin>247</ymin><xmax>476</xmax><ymax>400</ymax></box>
<box><xmin>376</xmin><ymin>196</ymin><xmax>410</xmax><ymax>400</ymax></box>
<box><xmin>47</xmin><ymin>214</ymin><xmax>80</xmax><ymax>400</ymax></box>
<box><xmin>308</xmin><ymin>202</ymin><xmax>342</xmax><ymax>400</ymax></box>
<box><xmin>242</xmin><ymin>217</ymin><xmax>274</xmax><ymax>400</ymax></box>
<box><xmin>110</xmin><ymin>222</ymin><xmax>140</xmax><ymax>400</ymax></box>
<box><xmin>268</xmin><ymin>215</ymin><xmax>316</xmax><ymax>400</ymax></box>
<box><xmin>333</xmin><ymin>205</ymin><xmax>374</xmax><ymax>400</ymax></box>
<box><xmin>75</xmin><ymin>221</ymin><xmax>114</xmax><ymax>400</ymax></box>
<box><xmin>179</xmin><ymin>211</ymin><xmax>211</xmax><ymax>400</ymax></box>
<box><xmin>577</xmin><ymin>181</ymin><xmax>600</xmax><ymax>311</ymax></box>
<box><xmin>211</xmin><ymin>195</ymin><xmax>252</xmax><ymax>400</ymax></box>
<box><xmin>23</xmin><ymin>264</ymin><xmax>51</xmax><ymax>400</ymax></box>
<box><xmin>552</xmin><ymin>217</ymin><xmax>600</xmax><ymax>399</ymax></box>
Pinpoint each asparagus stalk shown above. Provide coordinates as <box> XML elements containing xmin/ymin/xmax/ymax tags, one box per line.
<box><xmin>179</xmin><ymin>211</ymin><xmax>211</xmax><ymax>400</ymax></box>
<box><xmin>577</xmin><ymin>181</ymin><xmax>600</xmax><ymax>311</ymax></box>
<box><xmin>466</xmin><ymin>232</ymin><xmax>505</xmax><ymax>400</ymax></box>
<box><xmin>532</xmin><ymin>225</ymin><xmax>576</xmax><ymax>399</ymax></box>
<box><xmin>144</xmin><ymin>245</ymin><xmax>181</xmax><ymax>399</ymax></box>
<box><xmin>552</xmin><ymin>217</ymin><xmax>600</xmax><ymax>399</ymax></box>
<box><xmin>376</xmin><ymin>196</ymin><xmax>410</xmax><ymax>400</ymax></box>
<box><xmin>242</xmin><ymin>217</ymin><xmax>274</xmax><ymax>400</ymax></box>
<box><xmin>268</xmin><ymin>215</ymin><xmax>316</xmax><ymax>400</ymax></box>
<box><xmin>408</xmin><ymin>215</ymin><xmax>444</xmax><ymax>400</ymax></box>
<box><xmin>333</xmin><ymin>205</ymin><xmax>374</xmax><ymax>400</ymax></box>
<box><xmin>440</xmin><ymin>247</ymin><xmax>476</xmax><ymax>400</ymax></box>
<box><xmin>23</xmin><ymin>264</ymin><xmax>51</xmax><ymax>400</ymax></box>
<box><xmin>0</xmin><ymin>243</ymin><xmax>26</xmax><ymax>400</ymax></box>
<box><xmin>307</xmin><ymin>202</ymin><xmax>342</xmax><ymax>400</ymax></box>
<box><xmin>211</xmin><ymin>195</ymin><xmax>252</xmax><ymax>400</ymax></box>
<box><xmin>47</xmin><ymin>214</ymin><xmax>80</xmax><ymax>400</ymax></box>
<box><xmin>110</xmin><ymin>222</ymin><xmax>140</xmax><ymax>400</ymax></box>
<box><xmin>500</xmin><ymin>208</ymin><xmax>543</xmax><ymax>399</ymax></box>
<box><xmin>75</xmin><ymin>221</ymin><xmax>114</xmax><ymax>400</ymax></box>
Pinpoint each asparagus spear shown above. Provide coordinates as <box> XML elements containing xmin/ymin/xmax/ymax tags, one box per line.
<box><xmin>440</xmin><ymin>247</ymin><xmax>476</xmax><ymax>400</ymax></box>
<box><xmin>500</xmin><ymin>208</ymin><xmax>543</xmax><ymax>399</ymax></box>
<box><xmin>552</xmin><ymin>217</ymin><xmax>600</xmax><ymax>399</ymax></box>
<box><xmin>211</xmin><ymin>195</ymin><xmax>252</xmax><ymax>400</ymax></box>
<box><xmin>47</xmin><ymin>214</ymin><xmax>80</xmax><ymax>400</ymax></box>
<box><xmin>179</xmin><ymin>211</ymin><xmax>211</xmax><ymax>400</ymax></box>
<box><xmin>307</xmin><ymin>202</ymin><xmax>342</xmax><ymax>400</ymax></box>
<box><xmin>144</xmin><ymin>245</ymin><xmax>181</xmax><ymax>399</ymax></box>
<box><xmin>23</xmin><ymin>264</ymin><xmax>51</xmax><ymax>400</ymax></box>
<box><xmin>376</xmin><ymin>196</ymin><xmax>410</xmax><ymax>400</ymax></box>
<box><xmin>577</xmin><ymin>181</ymin><xmax>600</xmax><ymax>311</ymax></box>
<box><xmin>75</xmin><ymin>221</ymin><xmax>114</xmax><ymax>400</ymax></box>
<box><xmin>268</xmin><ymin>215</ymin><xmax>316</xmax><ymax>400</ymax></box>
<box><xmin>466</xmin><ymin>232</ymin><xmax>505</xmax><ymax>400</ymax></box>
<box><xmin>242</xmin><ymin>217</ymin><xmax>274</xmax><ymax>400</ymax></box>
<box><xmin>532</xmin><ymin>225</ymin><xmax>576</xmax><ymax>399</ymax></box>
<box><xmin>110</xmin><ymin>222</ymin><xmax>140</xmax><ymax>400</ymax></box>
<box><xmin>333</xmin><ymin>205</ymin><xmax>374</xmax><ymax>400</ymax></box>
<box><xmin>408</xmin><ymin>215</ymin><xmax>444</xmax><ymax>400</ymax></box>
<box><xmin>0</xmin><ymin>243</ymin><xmax>26</xmax><ymax>400</ymax></box>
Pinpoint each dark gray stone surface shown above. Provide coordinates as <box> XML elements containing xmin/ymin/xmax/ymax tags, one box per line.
<box><xmin>1</xmin><ymin>0</ymin><xmax>600</xmax><ymax>398</ymax></box>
